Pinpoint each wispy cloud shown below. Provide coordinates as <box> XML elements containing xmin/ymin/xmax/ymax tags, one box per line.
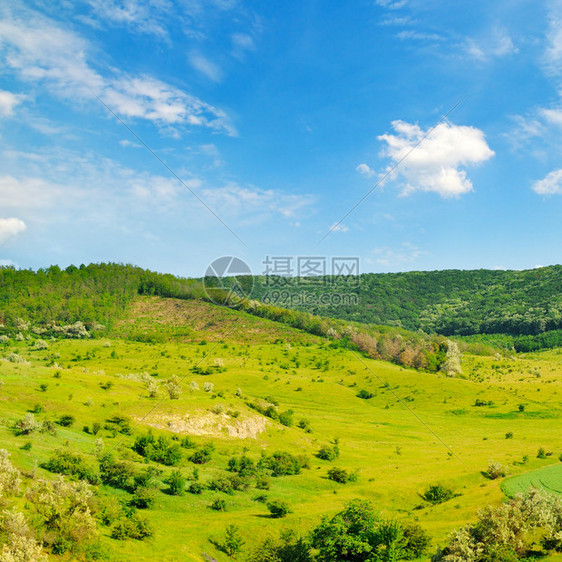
<box><xmin>378</xmin><ymin>120</ymin><xmax>494</xmax><ymax>198</ymax></box>
<box><xmin>532</xmin><ymin>169</ymin><xmax>562</xmax><ymax>195</ymax></box>
<box><xmin>369</xmin><ymin>242</ymin><xmax>424</xmax><ymax>267</ymax></box>
<box><xmin>85</xmin><ymin>0</ymin><xmax>172</xmax><ymax>37</ymax></box>
<box><xmin>0</xmin><ymin>5</ymin><xmax>235</xmax><ymax>135</ymax></box>
<box><xmin>188</xmin><ymin>51</ymin><xmax>223</xmax><ymax>82</ymax></box>
<box><xmin>464</xmin><ymin>26</ymin><xmax>517</xmax><ymax>61</ymax></box>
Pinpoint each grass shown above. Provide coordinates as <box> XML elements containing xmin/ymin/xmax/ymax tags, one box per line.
<box><xmin>502</xmin><ymin>463</ymin><xmax>562</xmax><ymax>498</ymax></box>
<box><xmin>1</xmin><ymin>295</ymin><xmax>562</xmax><ymax>560</ymax></box>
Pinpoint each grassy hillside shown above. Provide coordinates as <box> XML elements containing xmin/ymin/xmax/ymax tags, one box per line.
<box><xmin>1</xmin><ymin>295</ymin><xmax>562</xmax><ymax>560</ymax></box>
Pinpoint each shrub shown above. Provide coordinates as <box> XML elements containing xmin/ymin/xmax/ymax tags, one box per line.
<box><xmin>133</xmin><ymin>432</ymin><xmax>182</xmax><ymax>466</ymax></box>
<box><xmin>317</xmin><ymin>444</ymin><xmax>339</xmax><ymax>461</ymax></box>
<box><xmin>43</xmin><ymin>449</ymin><xmax>100</xmax><ymax>484</ymax></box>
<box><xmin>129</xmin><ymin>487</ymin><xmax>156</xmax><ymax>509</ymax></box>
<box><xmin>227</xmin><ymin>455</ymin><xmax>256</xmax><ymax>477</ymax></box>
<box><xmin>422</xmin><ymin>484</ymin><xmax>455</xmax><ymax>504</ymax></box>
<box><xmin>111</xmin><ymin>511</ymin><xmax>153</xmax><ymax>540</ymax></box>
<box><xmin>57</xmin><ymin>414</ymin><xmax>75</xmax><ymax>427</ymax></box>
<box><xmin>267</xmin><ymin>499</ymin><xmax>291</xmax><ymax>518</ymax></box>
<box><xmin>485</xmin><ymin>461</ymin><xmax>507</xmax><ymax>480</ymax></box>
<box><xmin>255</xmin><ymin>476</ymin><xmax>271</xmax><ymax>490</ymax></box>
<box><xmin>279</xmin><ymin>410</ymin><xmax>294</xmax><ymax>427</ymax></box>
<box><xmin>166</xmin><ymin>470</ymin><xmax>185</xmax><ymax>496</ymax></box>
<box><xmin>105</xmin><ymin>415</ymin><xmax>132</xmax><ymax>435</ymax></box>
<box><xmin>260</xmin><ymin>451</ymin><xmax>309</xmax><ymax>476</ymax></box>
<box><xmin>33</xmin><ymin>339</ymin><xmax>49</xmax><ymax>350</ymax></box>
<box><xmin>99</xmin><ymin>454</ymin><xmax>137</xmax><ymax>491</ymax></box>
<box><xmin>14</xmin><ymin>413</ymin><xmax>41</xmax><ymax>435</ymax></box>
<box><xmin>0</xmin><ymin>449</ymin><xmax>22</xmax><ymax>497</ymax></box>
<box><xmin>189</xmin><ymin>444</ymin><xmax>213</xmax><ymax>465</ymax></box>
<box><xmin>327</xmin><ymin>467</ymin><xmax>357</xmax><ymax>484</ymax></box>
<box><xmin>209</xmin><ymin>498</ymin><xmax>227</xmax><ymax>511</ymax></box>
<box><xmin>357</xmin><ymin>389</ymin><xmax>374</xmax><ymax>399</ymax></box>
<box><xmin>537</xmin><ymin>447</ymin><xmax>548</xmax><ymax>459</ymax></box>
<box><xmin>217</xmin><ymin>524</ymin><xmax>245</xmax><ymax>557</ymax></box>
<box><xmin>166</xmin><ymin>375</ymin><xmax>182</xmax><ymax>399</ymax></box>
<box><xmin>188</xmin><ymin>482</ymin><xmax>204</xmax><ymax>494</ymax></box>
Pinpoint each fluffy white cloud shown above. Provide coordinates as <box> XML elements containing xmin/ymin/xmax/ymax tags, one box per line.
<box><xmin>368</xmin><ymin>242</ymin><xmax>424</xmax><ymax>267</ymax></box>
<box><xmin>0</xmin><ymin>90</ymin><xmax>23</xmax><ymax>117</ymax></box>
<box><xmin>378</xmin><ymin>120</ymin><xmax>494</xmax><ymax>198</ymax></box>
<box><xmin>356</xmin><ymin>163</ymin><xmax>375</xmax><ymax>178</ymax></box>
<box><xmin>0</xmin><ymin>217</ymin><xmax>26</xmax><ymax>244</ymax></box>
<box><xmin>532</xmin><ymin>169</ymin><xmax>562</xmax><ymax>195</ymax></box>
<box><xmin>541</xmin><ymin>107</ymin><xmax>562</xmax><ymax>126</ymax></box>
<box><xmin>0</xmin><ymin>6</ymin><xmax>234</xmax><ymax>134</ymax></box>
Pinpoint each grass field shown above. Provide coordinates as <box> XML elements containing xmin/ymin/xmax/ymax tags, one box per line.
<box><xmin>502</xmin><ymin>463</ymin><xmax>562</xmax><ymax>498</ymax></box>
<box><xmin>1</xmin><ymin>295</ymin><xmax>562</xmax><ymax>560</ymax></box>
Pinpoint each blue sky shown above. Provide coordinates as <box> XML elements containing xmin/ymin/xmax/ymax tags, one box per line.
<box><xmin>0</xmin><ymin>0</ymin><xmax>561</xmax><ymax>278</ymax></box>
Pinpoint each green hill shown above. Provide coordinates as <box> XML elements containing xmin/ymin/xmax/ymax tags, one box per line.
<box><xmin>249</xmin><ymin>265</ymin><xmax>562</xmax><ymax>338</ymax></box>
<box><xmin>1</xmin><ymin>266</ymin><xmax>562</xmax><ymax>561</ymax></box>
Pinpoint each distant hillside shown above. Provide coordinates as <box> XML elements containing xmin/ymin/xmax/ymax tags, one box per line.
<box><xmin>249</xmin><ymin>266</ymin><xmax>562</xmax><ymax>337</ymax></box>
<box><xmin>0</xmin><ymin>263</ymin><xmax>454</xmax><ymax>373</ymax></box>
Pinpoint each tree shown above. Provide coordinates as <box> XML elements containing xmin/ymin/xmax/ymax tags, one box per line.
<box><xmin>166</xmin><ymin>375</ymin><xmax>182</xmax><ymax>400</ymax></box>
<box><xmin>220</xmin><ymin>525</ymin><xmax>245</xmax><ymax>558</ymax></box>
<box><xmin>311</xmin><ymin>499</ymin><xmax>378</xmax><ymax>562</ymax></box>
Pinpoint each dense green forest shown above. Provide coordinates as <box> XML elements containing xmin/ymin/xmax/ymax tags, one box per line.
<box><xmin>249</xmin><ymin>266</ymin><xmax>562</xmax><ymax>337</ymax></box>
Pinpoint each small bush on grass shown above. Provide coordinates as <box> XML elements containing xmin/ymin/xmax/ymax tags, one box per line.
<box><xmin>43</xmin><ymin>449</ymin><xmax>100</xmax><ymax>484</ymax></box>
<box><xmin>166</xmin><ymin>470</ymin><xmax>186</xmax><ymax>496</ymax></box>
<box><xmin>422</xmin><ymin>484</ymin><xmax>455</xmax><ymax>504</ymax></box>
<box><xmin>327</xmin><ymin>467</ymin><xmax>358</xmax><ymax>484</ymax></box>
<box><xmin>267</xmin><ymin>499</ymin><xmax>291</xmax><ymax>518</ymax></box>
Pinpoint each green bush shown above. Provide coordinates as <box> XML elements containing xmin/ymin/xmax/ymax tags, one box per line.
<box><xmin>356</xmin><ymin>389</ymin><xmax>374</xmax><ymax>399</ymax></box>
<box><xmin>327</xmin><ymin>467</ymin><xmax>357</xmax><ymax>484</ymax></box>
<box><xmin>267</xmin><ymin>499</ymin><xmax>291</xmax><ymax>518</ymax></box>
<box><xmin>422</xmin><ymin>484</ymin><xmax>455</xmax><ymax>504</ymax></box>
<box><xmin>209</xmin><ymin>498</ymin><xmax>227</xmax><ymax>511</ymax></box>
<box><xmin>133</xmin><ymin>432</ymin><xmax>182</xmax><ymax>466</ymax></box>
<box><xmin>43</xmin><ymin>449</ymin><xmax>100</xmax><ymax>484</ymax></box>
<box><xmin>129</xmin><ymin>487</ymin><xmax>156</xmax><ymax>509</ymax></box>
<box><xmin>166</xmin><ymin>470</ymin><xmax>186</xmax><ymax>496</ymax></box>
<box><xmin>57</xmin><ymin>414</ymin><xmax>75</xmax><ymax>427</ymax></box>
<box><xmin>260</xmin><ymin>451</ymin><xmax>309</xmax><ymax>476</ymax></box>
<box><xmin>188</xmin><ymin>482</ymin><xmax>204</xmax><ymax>494</ymax></box>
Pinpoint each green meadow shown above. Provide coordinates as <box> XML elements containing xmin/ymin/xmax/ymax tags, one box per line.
<box><xmin>1</xmin><ymin>295</ymin><xmax>562</xmax><ymax>560</ymax></box>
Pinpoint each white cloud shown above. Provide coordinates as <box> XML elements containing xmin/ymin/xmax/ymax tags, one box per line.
<box><xmin>200</xmin><ymin>183</ymin><xmax>316</xmax><ymax>222</ymax></box>
<box><xmin>329</xmin><ymin>222</ymin><xmax>349</xmax><ymax>233</ymax></box>
<box><xmin>541</xmin><ymin>107</ymin><xmax>562</xmax><ymax>126</ymax></box>
<box><xmin>188</xmin><ymin>51</ymin><xmax>223</xmax><ymax>82</ymax></box>
<box><xmin>356</xmin><ymin>163</ymin><xmax>375</xmax><ymax>178</ymax></box>
<box><xmin>231</xmin><ymin>33</ymin><xmax>255</xmax><ymax>58</ymax></box>
<box><xmin>532</xmin><ymin>169</ymin><xmax>562</xmax><ymax>195</ymax></box>
<box><xmin>0</xmin><ymin>217</ymin><xmax>26</xmax><ymax>244</ymax></box>
<box><xmin>396</xmin><ymin>30</ymin><xmax>443</xmax><ymax>42</ymax></box>
<box><xmin>378</xmin><ymin>120</ymin><xmax>494</xmax><ymax>198</ymax></box>
<box><xmin>375</xmin><ymin>0</ymin><xmax>408</xmax><ymax>9</ymax></box>
<box><xmin>86</xmin><ymin>0</ymin><xmax>172</xmax><ymax>37</ymax></box>
<box><xmin>0</xmin><ymin>90</ymin><xmax>23</xmax><ymax>117</ymax></box>
<box><xmin>545</xmin><ymin>1</ymin><xmax>562</xmax><ymax>74</ymax></box>
<box><xmin>0</xmin><ymin>6</ymin><xmax>235</xmax><ymax>134</ymax></box>
<box><xmin>369</xmin><ymin>242</ymin><xmax>424</xmax><ymax>267</ymax></box>
<box><xmin>465</xmin><ymin>27</ymin><xmax>517</xmax><ymax>61</ymax></box>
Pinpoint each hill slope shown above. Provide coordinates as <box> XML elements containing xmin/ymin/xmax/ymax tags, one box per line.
<box><xmin>249</xmin><ymin>265</ymin><xmax>562</xmax><ymax>336</ymax></box>
<box><xmin>1</xmin><ymin>295</ymin><xmax>562</xmax><ymax>561</ymax></box>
